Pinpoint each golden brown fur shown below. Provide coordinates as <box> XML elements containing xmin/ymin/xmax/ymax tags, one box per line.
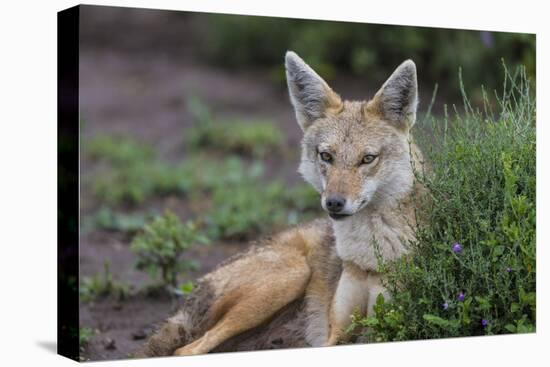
<box><xmin>135</xmin><ymin>51</ymin><xmax>425</xmax><ymax>358</ymax></box>
<box><xmin>135</xmin><ymin>219</ymin><xmax>340</xmax><ymax>356</ymax></box>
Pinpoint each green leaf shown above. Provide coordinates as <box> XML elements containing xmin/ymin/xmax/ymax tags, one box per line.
<box><xmin>180</xmin><ymin>281</ymin><xmax>195</xmax><ymax>295</ymax></box>
<box><xmin>423</xmin><ymin>314</ymin><xmax>450</xmax><ymax>327</ymax></box>
<box><xmin>504</xmin><ymin>324</ymin><xmax>516</xmax><ymax>333</ymax></box>
<box><xmin>492</xmin><ymin>245</ymin><xmax>505</xmax><ymax>260</ymax></box>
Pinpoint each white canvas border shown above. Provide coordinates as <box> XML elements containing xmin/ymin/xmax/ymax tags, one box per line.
<box><xmin>0</xmin><ymin>0</ymin><xmax>546</xmax><ymax>366</ymax></box>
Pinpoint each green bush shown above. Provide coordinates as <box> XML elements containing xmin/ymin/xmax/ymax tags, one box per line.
<box><xmin>284</xmin><ymin>184</ymin><xmax>321</xmax><ymax>212</ymax></box>
<box><xmin>80</xmin><ymin>262</ymin><xmax>130</xmax><ymax>302</ymax></box>
<box><xmin>87</xmin><ymin>133</ymin><xmax>271</xmax><ymax>207</ymax></box>
<box><xmin>79</xmin><ymin>327</ymin><xmax>95</xmax><ymax>347</ymax></box>
<box><xmin>92</xmin><ymin>161</ymin><xmax>191</xmax><ymax>205</ymax></box>
<box><xmin>179</xmin><ymin>155</ymin><xmax>265</xmax><ymax>193</ymax></box>
<box><xmin>83</xmin><ymin>206</ymin><xmax>151</xmax><ymax>234</ymax></box>
<box><xmin>86</xmin><ymin>134</ymin><xmax>194</xmax><ymax>205</ymax></box>
<box><xmin>206</xmin><ymin>181</ymin><xmax>287</xmax><ymax>239</ymax></box>
<box><xmin>197</xmin><ymin>160</ymin><xmax>321</xmax><ymax>239</ymax></box>
<box><xmin>206</xmin><ymin>183</ymin><xmax>320</xmax><ymax>240</ymax></box>
<box><xmin>85</xmin><ymin>97</ymin><xmax>322</xmax><ymax>238</ymax></box>
<box><xmin>130</xmin><ymin>211</ymin><xmax>209</xmax><ymax>288</ymax></box>
<box><xmin>185</xmin><ymin>96</ymin><xmax>284</xmax><ymax>158</ymax></box>
<box><xmin>86</xmin><ymin>134</ymin><xmax>153</xmax><ymax>166</ymax></box>
<box><xmin>349</xmin><ymin>66</ymin><xmax>535</xmax><ymax>341</ymax></box>
<box><xmin>190</xmin><ymin>14</ymin><xmax>535</xmax><ymax>98</ymax></box>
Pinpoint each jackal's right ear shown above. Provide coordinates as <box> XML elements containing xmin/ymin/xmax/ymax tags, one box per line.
<box><xmin>285</xmin><ymin>51</ymin><xmax>343</xmax><ymax>131</ymax></box>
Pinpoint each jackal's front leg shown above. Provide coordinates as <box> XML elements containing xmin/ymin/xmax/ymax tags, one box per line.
<box><xmin>326</xmin><ymin>263</ymin><xmax>387</xmax><ymax>346</ymax></box>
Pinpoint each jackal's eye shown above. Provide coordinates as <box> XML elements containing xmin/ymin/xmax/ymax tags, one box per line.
<box><xmin>361</xmin><ymin>154</ymin><xmax>377</xmax><ymax>165</ymax></box>
<box><xmin>319</xmin><ymin>151</ymin><xmax>333</xmax><ymax>163</ymax></box>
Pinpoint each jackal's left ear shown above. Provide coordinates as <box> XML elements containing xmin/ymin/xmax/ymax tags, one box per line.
<box><xmin>285</xmin><ymin>51</ymin><xmax>343</xmax><ymax>131</ymax></box>
<box><xmin>366</xmin><ymin>60</ymin><xmax>418</xmax><ymax>131</ymax></box>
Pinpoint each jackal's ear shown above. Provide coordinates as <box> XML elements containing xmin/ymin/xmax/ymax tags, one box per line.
<box><xmin>285</xmin><ymin>51</ymin><xmax>343</xmax><ymax>131</ymax></box>
<box><xmin>366</xmin><ymin>60</ymin><xmax>418</xmax><ymax>131</ymax></box>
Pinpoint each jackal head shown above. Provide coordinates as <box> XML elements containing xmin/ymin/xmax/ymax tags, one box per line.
<box><xmin>285</xmin><ymin>51</ymin><xmax>418</xmax><ymax>220</ymax></box>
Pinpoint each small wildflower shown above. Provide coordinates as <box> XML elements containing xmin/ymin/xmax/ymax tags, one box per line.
<box><xmin>452</xmin><ymin>243</ymin><xmax>463</xmax><ymax>254</ymax></box>
<box><xmin>442</xmin><ymin>302</ymin><xmax>449</xmax><ymax>310</ymax></box>
<box><xmin>480</xmin><ymin>31</ymin><xmax>494</xmax><ymax>47</ymax></box>
<box><xmin>506</xmin><ymin>267</ymin><xmax>512</xmax><ymax>273</ymax></box>
<box><xmin>481</xmin><ymin>319</ymin><xmax>488</xmax><ymax>328</ymax></box>
<box><xmin>457</xmin><ymin>292</ymin><xmax>465</xmax><ymax>302</ymax></box>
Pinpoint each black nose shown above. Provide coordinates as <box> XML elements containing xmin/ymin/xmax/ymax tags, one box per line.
<box><xmin>325</xmin><ymin>196</ymin><xmax>346</xmax><ymax>213</ymax></box>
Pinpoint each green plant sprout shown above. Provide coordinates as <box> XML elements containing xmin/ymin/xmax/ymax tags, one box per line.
<box><xmin>131</xmin><ymin>211</ymin><xmax>209</xmax><ymax>288</ymax></box>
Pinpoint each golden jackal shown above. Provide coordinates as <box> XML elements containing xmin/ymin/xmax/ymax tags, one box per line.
<box><xmin>136</xmin><ymin>51</ymin><xmax>424</xmax><ymax>357</ymax></box>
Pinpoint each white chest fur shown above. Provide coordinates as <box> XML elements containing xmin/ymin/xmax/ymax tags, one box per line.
<box><xmin>332</xmin><ymin>209</ymin><xmax>412</xmax><ymax>272</ymax></box>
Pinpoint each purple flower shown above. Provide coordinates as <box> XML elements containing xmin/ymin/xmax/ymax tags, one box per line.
<box><xmin>452</xmin><ymin>243</ymin><xmax>463</xmax><ymax>254</ymax></box>
<box><xmin>457</xmin><ymin>292</ymin><xmax>465</xmax><ymax>302</ymax></box>
<box><xmin>481</xmin><ymin>319</ymin><xmax>488</xmax><ymax>328</ymax></box>
<box><xmin>506</xmin><ymin>267</ymin><xmax>512</xmax><ymax>273</ymax></box>
<box><xmin>442</xmin><ymin>302</ymin><xmax>449</xmax><ymax>310</ymax></box>
<box><xmin>480</xmin><ymin>31</ymin><xmax>494</xmax><ymax>48</ymax></box>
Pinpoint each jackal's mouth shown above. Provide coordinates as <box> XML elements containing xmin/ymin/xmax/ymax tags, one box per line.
<box><xmin>328</xmin><ymin>213</ymin><xmax>351</xmax><ymax>220</ymax></box>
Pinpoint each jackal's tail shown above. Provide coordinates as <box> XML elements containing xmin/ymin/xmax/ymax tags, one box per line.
<box><xmin>133</xmin><ymin>316</ymin><xmax>188</xmax><ymax>357</ymax></box>
<box><xmin>133</xmin><ymin>281</ymin><xmax>215</xmax><ymax>358</ymax></box>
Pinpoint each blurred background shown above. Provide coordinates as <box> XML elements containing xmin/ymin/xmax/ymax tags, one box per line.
<box><xmin>77</xmin><ymin>5</ymin><xmax>535</xmax><ymax>361</ymax></box>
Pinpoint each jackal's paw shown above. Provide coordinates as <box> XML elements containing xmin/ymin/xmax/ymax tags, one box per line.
<box><xmin>173</xmin><ymin>346</ymin><xmax>196</xmax><ymax>356</ymax></box>
<box><xmin>324</xmin><ymin>331</ymin><xmax>342</xmax><ymax>347</ymax></box>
